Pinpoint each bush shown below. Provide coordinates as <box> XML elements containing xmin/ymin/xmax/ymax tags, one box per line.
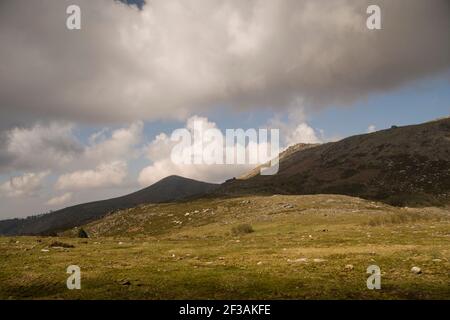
<box><xmin>78</xmin><ymin>228</ymin><xmax>89</xmax><ymax>238</ymax></box>
<box><xmin>50</xmin><ymin>241</ymin><xmax>74</xmax><ymax>248</ymax></box>
<box><xmin>231</xmin><ymin>224</ymin><xmax>254</xmax><ymax>236</ymax></box>
<box><xmin>366</xmin><ymin>212</ymin><xmax>442</xmax><ymax>227</ymax></box>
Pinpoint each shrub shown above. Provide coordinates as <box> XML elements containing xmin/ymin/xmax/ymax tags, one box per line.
<box><xmin>366</xmin><ymin>212</ymin><xmax>443</xmax><ymax>227</ymax></box>
<box><xmin>231</xmin><ymin>224</ymin><xmax>254</xmax><ymax>236</ymax></box>
<box><xmin>50</xmin><ymin>241</ymin><xmax>74</xmax><ymax>248</ymax></box>
<box><xmin>78</xmin><ymin>228</ymin><xmax>89</xmax><ymax>238</ymax></box>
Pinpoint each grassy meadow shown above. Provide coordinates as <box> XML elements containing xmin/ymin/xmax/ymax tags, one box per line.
<box><xmin>0</xmin><ymin>195</ymin><xmax>449</xmax><ymax>299</ymax></box>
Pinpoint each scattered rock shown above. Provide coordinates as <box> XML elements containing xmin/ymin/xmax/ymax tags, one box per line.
<box><xmin>280</xmin><ymin>203</ymin><xmax>295</xmax><ymax>209</ymax></box>
<box><xmin>118</xmin><ymin>279</ymin><xmax>131</xmax><ymax>286</ymax></box>
<box><xmin>411</xmin><ymin>266</ymin><xmax>422</xmax><ymax>274</ymax></box>
<box><xmin>344</xmin><ymin>264</ymin><xmax>354</xmax><ymax>271</ymax></box>
<box><xmin>287</xmin><ymin>258</ymin><xmax>308</xmax><ymax>263</ymax></box>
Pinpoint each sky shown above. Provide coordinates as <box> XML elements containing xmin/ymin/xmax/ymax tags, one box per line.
<box><xmin>0</xmin><ymin>0</ymin><xmax>449</xmax><ymax>219</ymax></box>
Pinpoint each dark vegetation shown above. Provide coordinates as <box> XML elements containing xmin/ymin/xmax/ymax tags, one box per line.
<box><xmin>231</xmin><ymin>223</ymin><xmax>254</xmax><ymax>236</ymax></box>
<box><xmin>77</xmin><ymin>228</ymin><xmax>89</xmax><ymax>239</ymax></box>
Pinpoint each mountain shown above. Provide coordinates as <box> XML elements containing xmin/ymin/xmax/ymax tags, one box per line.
<box><xmin>1</xmin><ymin>118</ymin><xmax>448</xmax><ymax>236</ymax></box>
<box><xmin>217</xmin><ymin>117</ymin><xmax>450</xmax><ymax>206</ymax></box>
<box><xmin>0</xmin><ymin>175</ymin><xmax>218</xmax><ymax>236</ymax></box>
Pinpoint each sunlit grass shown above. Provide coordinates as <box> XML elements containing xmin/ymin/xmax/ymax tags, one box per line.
<box><xmin>0</xmin><ymin>195</ymin><xmax>449</xmax><ymax>300</ymax></box>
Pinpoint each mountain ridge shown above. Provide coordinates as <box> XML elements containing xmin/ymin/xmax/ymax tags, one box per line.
<box><xmin>216</xmin><ymin>117</ymin><xmax>450</xmax><ymax>206</ymax></box>
<box><xmin>0</xmin><ymin>175</ymin><xmax>219</xmax><ymax>236</ymax></box>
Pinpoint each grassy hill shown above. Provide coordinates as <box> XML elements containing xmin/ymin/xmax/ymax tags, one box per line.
<box><xmin>218</xmin><ymin>117</ymin><xmax>450</xmax><ymax>206</ymax></box>
<box><xmin>0</xmin><ymin>194</ymin><xmax>448</xmax><ymax>299</ymax></box>
<box><xmin>0</xmin><ymin>176</ymin><xmax>218</xmax><ymax>236</ymax></box>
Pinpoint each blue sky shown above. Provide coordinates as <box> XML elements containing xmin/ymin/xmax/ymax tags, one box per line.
<box><xmin>308</xmin><ymin>72</ymin><xmax>450</xmax><ymax>138</ymax></box>
<box><xmin>123</xmin><ymin>0</ymin><xmax>145</xmax><ymax>9</ymax></box>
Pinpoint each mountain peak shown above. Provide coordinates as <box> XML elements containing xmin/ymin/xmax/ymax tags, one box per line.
<box><xmin>0</xmin><ymin>174</ymin><xmax>218</xmax><ymax>236</ymax></box>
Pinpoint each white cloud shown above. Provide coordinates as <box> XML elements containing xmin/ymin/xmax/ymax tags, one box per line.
<box><xmin>138</xmin><ymin>112</ymin><xmax>328</xmax><ymax>186</ymax></box>
<box><xmin>286</xmin><ymin>123</ymin><xmax>322</xmax><ymax>145</ymax></box>
<box><xmin>46</xmin><ymin>192</ymin><xmax>73</xmax><ymax>206</ymax></box>
<box><xmin>1</xmin><ymin>123</ymin><xmax>82</xmax><ymax>172</ymax></box>
<box><xmin>0</xmin><ymin>121</ymin><xmax>143</xmax><ymax>175</ymax></box>
<box><xmin>138</xmin><ymin>116</ymin><xmax>269</xmax><ymax>186</ymax></box>
<box><xmin>367</xmin><ymin>125</ymin><xmax>377</xmax><ymax>133</ymax></box>
<box><xmin>56</xmin><ymin>161</ymin><xmax>128</xmax><ymax>191</ymax></box>
<box><xmin>0</xmin><ymin>171</ymin><xmax>50</xmax><ymax>197</ymax></box>
<box><xmin>85</xmin><ymin>121</ymin><xmax>143</xmax><ymax>162</ymax></box>
<box><xmin>269</xmin><ymin>105</ymin><xmax>322</xmax><ymax>146</ymax></box>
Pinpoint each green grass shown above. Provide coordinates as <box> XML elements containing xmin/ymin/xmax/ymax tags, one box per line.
<box><xmin>0</xmin><ymin>195</ymin><xmax>449</xmax><ymax>300</ymax></box>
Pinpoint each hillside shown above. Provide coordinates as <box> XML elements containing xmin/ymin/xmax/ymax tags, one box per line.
<box><xmin>2</xmin><ymin>194</ymin><xmax>449</xmax><ymax>299</ymax></box>
<box><xmin>0</xmin><ymin>175</ymin><xmax>218</xmax><ymax>236</ymax></box>
<box><xmin>218</xmin><ymin>117</ymin><xmax>450</xmax><ymax>206</ymax></box>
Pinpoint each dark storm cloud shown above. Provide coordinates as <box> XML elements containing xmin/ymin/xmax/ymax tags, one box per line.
<box><xmin>0</xmin><ymin>0</ymin><xmax>448</xmax><ymax>124</ymax></box>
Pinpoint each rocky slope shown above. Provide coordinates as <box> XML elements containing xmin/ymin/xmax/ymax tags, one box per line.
<box><xmin>218</xmin><ymin>117</ymin><xmax>450</xmax><ymax>206</ymax></box>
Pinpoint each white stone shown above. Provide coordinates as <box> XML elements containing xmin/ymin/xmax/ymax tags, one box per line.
<box><xmin>411</xmin><ymin>266</ymin><xmax>422</xmax><ymax>274</ymax></box>
<box><xmin>345</xmin><ymin>264</ymin><xmax>354</xmax><ymax>270</ymax></box>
